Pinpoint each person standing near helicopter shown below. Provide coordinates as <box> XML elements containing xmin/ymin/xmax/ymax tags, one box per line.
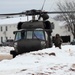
<box><xmin>54</xmin><ymin>34</ymin><xmax>63</xmax><ymax>49</ymax></box>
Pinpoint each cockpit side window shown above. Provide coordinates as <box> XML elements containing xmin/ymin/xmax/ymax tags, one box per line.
<box><xmin>15</xmin><ymin>32</ymin><xmax>21</xmax><ymax>41</ymax></box>
<box><xmin>15</xmin><ymin>31</ymin><xmax>26</xmax><ymax>41</ymax></box>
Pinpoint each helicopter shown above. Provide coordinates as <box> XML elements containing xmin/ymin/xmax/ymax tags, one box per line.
<box><xmin>0</xmin><ymin>9</ymin><xmax>75</xmax><ymax>58</ymax></box>
<box><xmin>11</xmin><ymin>9</ymin><xmax>54</xmax><ymax>58</ymax></box>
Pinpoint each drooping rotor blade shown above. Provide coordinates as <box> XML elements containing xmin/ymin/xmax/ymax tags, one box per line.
<box><xmin>24</xmin><ymin>10</ymin><xmax>75</xmax><ymax>15</ymax></box>
<box><xmin>44</xmin><ymin>11</ymin><xmax>75</xmax><ymax>14</ymax></box>
<box><xmin>0</xmin><ymin>12</ymin><xmax>26</xmax><ymax>16</ymax></box>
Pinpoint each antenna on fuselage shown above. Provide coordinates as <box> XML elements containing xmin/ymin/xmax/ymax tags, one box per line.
<box><xmin>41</xmin><ymin>0</ymin><xmax>46</xmax><ymax>10</ymax></box>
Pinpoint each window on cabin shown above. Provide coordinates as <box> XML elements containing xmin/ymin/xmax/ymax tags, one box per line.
<box><xmin>27</xmin><ymin>31</ymin><xmax>33</xmax><ymax>39</ymax></box>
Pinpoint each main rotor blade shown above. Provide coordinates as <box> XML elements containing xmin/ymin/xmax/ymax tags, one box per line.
<box><xmin>0</xmin><ymin>12</ymin><xmax>26</xmax><ymax>16</ymax></box>
<box><xmin>46</xmin><ymin>11</ymin><xmax>75</xmax><ymax>14</ymax></box>
<box><xmin>0</xmin><ymin>10</ymin><xmax>75</xmax><ymax>17</ymax></box>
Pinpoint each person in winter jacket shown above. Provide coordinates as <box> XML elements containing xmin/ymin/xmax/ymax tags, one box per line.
<box><xmin>54</xmin><ymin>34</ymin><xmax>63</xmax><ymax>49</ymax></box>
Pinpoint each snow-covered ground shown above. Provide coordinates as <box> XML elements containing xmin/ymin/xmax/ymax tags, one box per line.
<box><xmin>0</xmin><ymin>45</ymin><xmax>75</xmax><ymax>75</ymax></box>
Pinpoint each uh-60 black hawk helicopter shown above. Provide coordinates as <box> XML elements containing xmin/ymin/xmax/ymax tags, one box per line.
<box><xmin>0</xmin><ymin>9</ymin><xmax>75</xmax><ymax>58</ymax></box>
<box><xmin>11</xmin><ymin>9</ymin><xmax>54</xmax><ymax>58</ymax></box>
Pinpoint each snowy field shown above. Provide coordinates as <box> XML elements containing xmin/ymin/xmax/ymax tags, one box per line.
<box><xmin>0</xmin><ymin>45</ymin><xmax>75</xmax><ymax>75</ymax></box>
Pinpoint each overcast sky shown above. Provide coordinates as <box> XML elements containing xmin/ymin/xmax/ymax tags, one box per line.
<box><xmin>0</xmin><ymin>0</ymin><xmax>71</xmax><ymax>14</ymax></box>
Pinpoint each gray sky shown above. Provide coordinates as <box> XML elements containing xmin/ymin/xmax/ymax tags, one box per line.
<box><xmin>0</xmin><ymin>0</ymin><xmax>66</xmax><ymax>14</ymax></box>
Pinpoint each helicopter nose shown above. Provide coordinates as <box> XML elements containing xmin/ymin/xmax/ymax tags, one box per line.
<box><xmin>17</xmin><ymin>39</ymin><xmax>42</xmax><ymax>54</ymax></box>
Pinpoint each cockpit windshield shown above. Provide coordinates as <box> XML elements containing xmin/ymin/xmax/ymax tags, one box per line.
<box><xmin>33</xmin><ymin>30</ymin><xmax>45</xmax><ymax>40</ymax></box>
<box><xmin>14</xmin><ymin>29</ymin><xmax>45</xmax><ymax>41</ymax></box>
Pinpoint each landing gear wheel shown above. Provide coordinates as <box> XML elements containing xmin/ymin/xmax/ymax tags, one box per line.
<box><xmin>10</xmin><ymin>50</ymin><xmax>18</xmax><ymax>58</ymax></box>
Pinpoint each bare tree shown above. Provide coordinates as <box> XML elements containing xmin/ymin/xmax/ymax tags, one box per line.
<box><xmin>56</xmin><ymin>1</ymin><xmax>75</xmax><ymax>39</ymax></box>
